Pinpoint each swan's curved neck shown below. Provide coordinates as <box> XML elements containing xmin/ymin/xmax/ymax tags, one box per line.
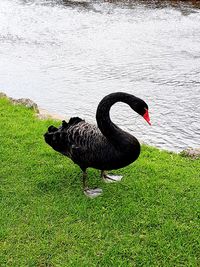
<box><xmin>96</xmin><ymin>92</ymin><xmax>139</xmax><ymax>145</ymax></box>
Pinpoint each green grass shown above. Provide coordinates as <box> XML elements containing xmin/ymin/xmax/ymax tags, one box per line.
<box><xmin>0</xmin><ymin>97</ymin><xmax>200</xmax><ymax>267</ymax></box>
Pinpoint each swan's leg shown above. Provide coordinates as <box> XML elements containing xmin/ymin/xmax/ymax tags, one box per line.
<box><xmin>101</xmin><ymin>170</ymin><xmax>123</xmax><ymax>183</ymax></box>
<box><xmin>82</xmin><ymin>171</ymin><xmax>103</xmax><ymax>198</ymax></box>
<box><xmin>82</xmin><ymin>171</ymin><xmax>88</xmax><ymax>189</ymax></box>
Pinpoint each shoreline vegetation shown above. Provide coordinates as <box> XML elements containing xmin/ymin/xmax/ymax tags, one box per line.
<box><xmin>0</xmin><ymin>92</ymin><xmax>65</xmax><ymax>121</ymax></box>
<box><xmin>64</xmin><ymin>0</ymin><xmax>200</xmax><ymax>9</ymax></box>
<box><xmin>103</xmin><ymin>0</ymin><xmax>200</xmax><ymax>7</ymax></box>
<box><xmin>0</xmin><ymin>93</ymin><xmax>200</xmax><ymax>266</ymax></box>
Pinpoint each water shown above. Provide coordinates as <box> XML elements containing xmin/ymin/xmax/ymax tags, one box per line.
<box><xmin>0</xmin><ymin>0</ymin><xmax>200</xmax><ymax>152</ymax></box>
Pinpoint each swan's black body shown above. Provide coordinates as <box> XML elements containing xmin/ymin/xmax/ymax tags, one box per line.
<box><xmin>44</xmin><ymin>92</ymin><xmax>150</xmax><ymax>193</ymax></box>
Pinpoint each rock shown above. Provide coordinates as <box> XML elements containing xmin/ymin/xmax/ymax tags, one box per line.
<box><xmin>180</xmin><ymin>148</ymin><xmax>200</xmax><ymax>160</ymax></box>
<box><xmin>10</xmin><ymin>98</ymin><xmax>39</xmax><ymax>112</ymax></box>
<box><xmin>0</xmin><ymin>92</ymin><xmax>8</xmax><ymax>98</ymax></box>
<box><xmin>0</xmin><ymin>92</ymin><xmax>39</xmax><ymax>112</ymax></box>
<box><xmin>37</xmin><ymin>108</ymin><xmax>66</xmax><ymax>121</ymax></box>
<box><xmin>0</xmin><ymin>91</ymin><xmax>66</xmax><ymax>121</ymax></box>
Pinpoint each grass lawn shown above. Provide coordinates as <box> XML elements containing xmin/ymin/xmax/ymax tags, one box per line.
<box><xmin>0</xmin><ymin>97</ymin><xmax>200</xmax><ymax>267</ymax></box>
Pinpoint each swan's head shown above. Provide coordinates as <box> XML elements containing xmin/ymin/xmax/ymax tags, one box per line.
<box><xmin>130</xmin><ymin>97</ymin><xmax>151</xmax><ymax>125</ymax></box>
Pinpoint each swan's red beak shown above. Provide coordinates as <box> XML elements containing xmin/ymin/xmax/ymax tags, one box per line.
<box><xmin>143</xmin><ymin>109</ymin><xmax>151</xmax><ymax>125</ymax></box>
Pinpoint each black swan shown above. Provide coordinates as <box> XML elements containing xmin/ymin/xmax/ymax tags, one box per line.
<box><xmin>44</xmin><ymin>92</ymin><xmax>151</xmax><ymax>197</ymax></box>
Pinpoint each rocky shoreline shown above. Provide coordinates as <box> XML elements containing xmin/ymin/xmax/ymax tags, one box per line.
<box><xmin>0</xmin><ymin>91</ymin><xmax>199</xmax><ymax>159</ymax></box>
<box><xmin>0</xmin><ymin>92</ymin><xmax>66</xmax><ymax>121</ymax></box>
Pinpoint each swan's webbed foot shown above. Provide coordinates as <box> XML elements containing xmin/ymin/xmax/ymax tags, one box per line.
<box><xmin>82</xmin><ymin>170</ymin><xmax>103</xmax><ymax>198</ymax></box>
<box><xmin>84</xmin><ymin>188</ymin><xmax>103</xmax><ymax>198</ymax></box>
<box><xmin>101</xmin><ymin>170</ymin><xmax>123</xmax><ymax>183</ymax></box>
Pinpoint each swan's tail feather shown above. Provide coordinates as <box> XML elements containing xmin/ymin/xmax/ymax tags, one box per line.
<box><xmin>61</xmin><ymin>117</ymin><xmax>84</xmax><ymax>130</ymax></box>
<box><xmin>44</xmin><ymin>117</ymin><xmax>85</xmax><ymax>154</ymax></box>
<box><xmin>68</xmin><ymin>117</ymin><xmax>84</xmax><ymax>125</ymax></box>
<box><xmin>48</xmin><ymin>125</ymin><xmax>58</xmax><ymax>133</ymax></box>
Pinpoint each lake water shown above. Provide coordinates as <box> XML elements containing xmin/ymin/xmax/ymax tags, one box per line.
<box><xmin>0</xmin><ymin>0</ymin><xmax>200</xmax><ymax>152</ymax></box>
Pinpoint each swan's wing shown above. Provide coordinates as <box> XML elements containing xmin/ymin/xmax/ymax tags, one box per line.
<box><xmin>44</xmin><ymin>117</ymin><xmax>109</xmax><ymax>168</ymax></box>
<box><xmin>62</xmin><ymin>119</ymin><xmax>103</xmax><ymax>151</ymax></box>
